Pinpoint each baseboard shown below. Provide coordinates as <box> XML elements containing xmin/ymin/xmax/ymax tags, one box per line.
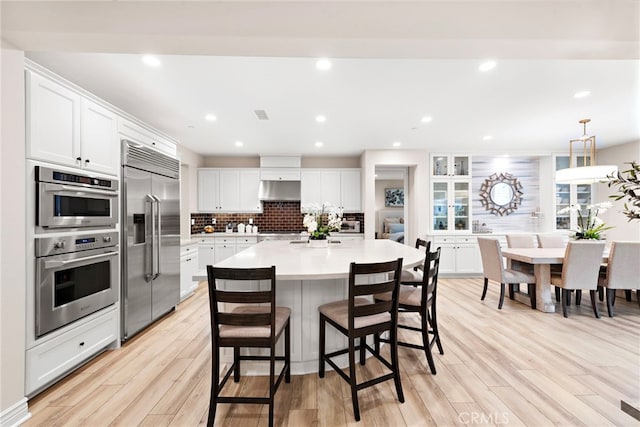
<box><xmin>0</xmin><ymin>398</ymin><xmax>31</xmax><ymax>426</ymax></box>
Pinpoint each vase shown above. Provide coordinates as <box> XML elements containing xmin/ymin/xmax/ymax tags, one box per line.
<box><xmin>308</xmin><ymin>239</ymin><xmax>329</xmax><ymax>248</ymax></box>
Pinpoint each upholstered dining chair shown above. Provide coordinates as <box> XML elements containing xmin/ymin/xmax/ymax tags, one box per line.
<box><xmin>400</xmin><ymin>238</ymin><xmax>430</xmax><ymax>282</ymax></box>
<box><xmin>550</xmin><ymin>241</ymin><xmax>605</xmax><ymax>318</ymax></box>
<box><xmin>477</xmin><ymin>237</ymin><xmax>537</xmax><ymax>309</ymax></box>
<box><xmin>206</xmin><ymin>265</ymin><xmax>291</xmax><ymax>427</ymax></box>
<box><xmin>536</xmin><ymin>233</ymin><xmax>566</xmax><ymax>301</ymax></box>
<box><xmin>318</xmin><ymin>258</ymin><xmax>404</xmax><ymax>422</ymax></box>
<box><xmin>597</xmin><ymin>241</ymin><xmax>640</xmax><ymax>317</ymax></box>
<box><xmin>374</xmin><ymin>246</ymin><xmax>443</xmax><ymax>375</ymax></box>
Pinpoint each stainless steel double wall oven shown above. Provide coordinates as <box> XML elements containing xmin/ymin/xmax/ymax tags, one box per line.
<box><xmin>34</xmin><ymin>166</ymin><xmax>119</xmax><ymax>337</ymax></box>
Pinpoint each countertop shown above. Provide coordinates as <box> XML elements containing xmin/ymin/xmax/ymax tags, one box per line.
<box><xmin>193</xmin><ymin>239</ymin><xmax>424</xmax><ymax>281</ymax></box>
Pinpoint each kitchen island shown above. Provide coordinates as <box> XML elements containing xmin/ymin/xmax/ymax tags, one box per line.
<box><xmin>193</xmin><ymin>239</ymin><xmax>424</xmax><ymax>374</ymax></box>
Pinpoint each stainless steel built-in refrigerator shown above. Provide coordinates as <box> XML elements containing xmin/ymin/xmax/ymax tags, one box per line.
<box><xmin>121</xmin><ymin>140</ymin><xmax>180</xmax><ymax>341</ymax></box>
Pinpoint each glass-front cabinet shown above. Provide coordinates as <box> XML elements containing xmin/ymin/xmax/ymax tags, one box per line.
<box><xmin>432</xmin><ymin>180</ymin><xmax>470</xmax><ymax>232</ymax></box>
<box><xmin>432</xmin><ymin>154</ymin><xmax>470</xmax><ymax>177</ymax></box>
<box><xmin>555</xmin><ymin>155</ymin><xmax>593</xmax><ymax>230</ymax></box>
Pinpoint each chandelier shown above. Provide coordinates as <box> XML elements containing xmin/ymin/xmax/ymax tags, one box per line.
<box><xmin>555</xmin><ymin>119</ymin><xmax>618</xmax><ymax>184</ymax></box>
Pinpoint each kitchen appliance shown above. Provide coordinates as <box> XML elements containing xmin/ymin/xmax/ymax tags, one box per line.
<box><xmin>35</xmin><ymin>166</ymin><xmax>118</xmax><ymax>229</ymax></box>
<box><xmin>339</xmin><ymin>220</ymin><xmax>361</xmax><ymax>233</ymax></box>
<box><xmin>257</xmin><ymin>232</ymin><xmax>306</xmax><ymax>242</ymax></box>
<box><xmin>35</xmin><ymin>231</ymin><xmax>119</xmax><ymax>337</ymax></box>
<box><xmin>121</xmin><ymin>140</ymin><xmax>180</xmax><ymax>341</ymax></box>
<box><xmin>258</xmin><ymin>180</ymin><xmax>301</xmax><ymax>201</ymax></box>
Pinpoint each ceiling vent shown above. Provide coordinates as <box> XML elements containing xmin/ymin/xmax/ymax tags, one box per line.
<box><xmin>254</xmin><ymin>109</ymin><xmax>269</xmax><ymax>120</ymax></box>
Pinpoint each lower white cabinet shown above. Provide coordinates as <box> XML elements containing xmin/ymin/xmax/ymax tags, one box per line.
<box><xmin>180</xmin><ymin>243</ymin><xmax>199</xmax><ymax>300</ymax></box>
<box><xmin>429</xmin><ymin>235</ymin><xmax>482</xmax><ymax>275</ymax></box>
<box><xmin>197</xmin><ymin>235</ymin><xmax>258</xmax><ymax>269</ymax></box>
<box><xmin>25</xmin><ymin>306</ymin><xmax>118</xmax><ymax>395</ymax></box>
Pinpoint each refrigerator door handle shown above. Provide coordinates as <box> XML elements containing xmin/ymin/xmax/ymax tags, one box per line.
<box><xmin>152</xmin><ymin>195</ymin><xmax>161</xmax><ymax>279</ymax></box>
<box><xmin>146</xmin><ymin>194</ymin><xmax>156</xmax><ymax>282</ymax></box>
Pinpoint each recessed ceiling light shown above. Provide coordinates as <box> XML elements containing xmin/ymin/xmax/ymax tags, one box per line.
<box><xmin>142</xmin><ymin>55</ymin><xmax>161</xmax><ymax>67</ymax></box>
<box><xmin>234</xmin><ymin>141</ymin><xmax>244</xmax><ymax>147</ymax></box>
<box><xmin>316</xmin><ymin>58</ymin><xmax>332</xmax><ymax>70</ymax></box>
<box><xmin>187</xmin><ymin>125</ymin><xmax>195</xmax><ymax>129</ymax></box>
<box><xmin>315</xmin><ymin>141</ymin><xmax>324</xmax><ymax>147</ymax></box>
<box><xmin>315</xmin><ymin>115</ymin><xmax>326</xmax><ymax>123</ymax></box>
<box><xmin>205</xmin><ymin>114</ymin><xmax>217</xmax><ymax>121</ymax></box>
<box><xmin>574</xmin><ymin>91</ymin><xmax>591</xmax><ymax>99</ymax></box>
<box><xmin>421</xmin><ymin>116</ymin><xmax>433</xmax><ymax>123</ymax></box>
<box><xmin>392</xmin><ymin>141</ymin><xmax>401</xmax><ymax>147</ymax></box>
<box><xmin>479</xmin><ymin>60</ymin><xmax>496</xmax><ymax>72</ymax></box>
<box><xmin>483</xmin><ymin>135</ymin><xmax>493</xmax><ymax>141</ymax></box>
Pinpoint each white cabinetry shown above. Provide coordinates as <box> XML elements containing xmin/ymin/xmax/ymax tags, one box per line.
<box><xmin>554</xmin><ymin>155</ymin><xmax>593</xmax><ymax>230</ymax></box>
<box><xmin>430</xmin><ymin>235</ymin><xmax>481</xmax><ymax>275</ymax></box>
<box><xmin>26</xmin><ymin>71</ymin><xmax>119</xmax><ymax>176</ymax></box>
<box><xmin>431</xmin><ymin>154</ymin><xmax>471</xmax><ymax>177</ymax></box>
<box><xmin>180</xmin><ymin>243</ymin><xmax>199</xmax><ymax>301</ymax></box>
<box><xmin>198</xmin><ymin>169</ymin><xmax>261</xmax><ymax>213</ymax></box>
<box><xmin>197</xmin><ymin>235</ymin><xmax>258</xmax><ymax>269</ymax></box>
<box><xmin>25</xmin><ymin>307</ymin><xmax>118</xmax><ymax>395</ymax></box>
<box><xmin>197</xmin><ymin>238</ymin><xmax>216</xmax><ymax>271</ymax></box>
<box><xmin>118</xmin><ymin>117</ymin><xmax>177</xmax><ymax>157</ymax></box>
<box><xmin>301</xmin><ymin>169</ymin><xmax>361</xmax><ymax>212</ymax></box>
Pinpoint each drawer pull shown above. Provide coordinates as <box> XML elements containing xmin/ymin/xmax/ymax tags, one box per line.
<box><xmin>79</xmin><ymin>342</ymin><xmax>85</xmax><ymax>347</ymax></box>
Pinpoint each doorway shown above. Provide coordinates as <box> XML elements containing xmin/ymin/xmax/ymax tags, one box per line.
<box><xmin>374</xmin><ymin>167</ymin><xmax>408</xmax><ymax>244</ymax></box>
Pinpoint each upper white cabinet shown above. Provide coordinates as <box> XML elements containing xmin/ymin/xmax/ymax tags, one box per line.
<box><xmin>198</xmin><ymin>168</ymin><xmax>261</xmax><ymax>213</ymax></box>
<box><xmin>301</xmin><ymin>168</ymin><xmax>361</xmax><ymax>212</ymax></box>
<box><xmin>238</xmin><ymin>169</ymin><xmax>261</xmax><ymax>212</ymax></box>
<box><xmin>554</xmin><ymin>155</ymin><xmax>593</xmax><ymax>230</ymax></box>
<box><xmin>118</xmin><ymin>118</ymin><xmax>177</xmax><ymax>157</ymax></box>
<box><xmin>26</xmin><ymin>71</ymin><xmax>119</xmax><ymax>176</ymax></box>
<box><xmin>431</xmin><ymin>154</ymin><xmax>471</xmax><ymax>178</ymax></box>
<box><xmin>431</xmin><ymin>180</ymin><xmax>471</xmax><ymax>232</ymax></box>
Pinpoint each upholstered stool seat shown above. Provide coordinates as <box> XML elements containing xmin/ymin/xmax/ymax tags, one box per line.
<box><xmin>319</xmin><ymin>298</ymin><xmax>391</xmax><ymax>330</ymax></box>
<box><xmin>220</xmin><ymin>306</ymin><xmax>292</xmax><ymax>338</ymax></box>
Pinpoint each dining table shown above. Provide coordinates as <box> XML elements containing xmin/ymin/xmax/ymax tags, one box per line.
<box><xmin>501</xmin><ymin>247</ymin><xmax>609</xmax><ymax>313</ymax></box>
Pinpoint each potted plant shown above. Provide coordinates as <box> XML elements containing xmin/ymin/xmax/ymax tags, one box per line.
<box><xmin>557</xmin><ymin>202</ymin><xmax>614</xmax><ymax>240</ymax></box>
<box><xmin>302</xmin><ymin>203</ymin><xmax>343</xmax><ymax>247</ymax></box>
<box><xmin>607</xmin><ymin>161</ymin><xmax>640</xmax><ymax>222</ymax></box>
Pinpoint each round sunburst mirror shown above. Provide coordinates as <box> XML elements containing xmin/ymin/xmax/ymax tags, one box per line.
<box><xmin>479</xmin><ymin>172</ymin><xmax>524</xmax><ymax>216</ymax></box>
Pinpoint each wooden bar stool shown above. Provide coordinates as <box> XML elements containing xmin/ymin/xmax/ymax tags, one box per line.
<box><xmin>318</xmin><ymin>258</ymin><xmax>404</xmax><ymax>422</ymax></box>
<box><xmin>206</xmin><ymin>265</ymin><xmax>291</xmax><ymax>427</ymax></box>
<box><xmin>375</xmin><ymin>246</ymin><xmax>443</xmax><ymax>374</ymax></box>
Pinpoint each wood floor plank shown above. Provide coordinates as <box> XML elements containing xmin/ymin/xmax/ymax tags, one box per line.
<box><xmin>23</xmin><ymin>278</ymin><xmax>639</xmax><ymax>427</ymax></box>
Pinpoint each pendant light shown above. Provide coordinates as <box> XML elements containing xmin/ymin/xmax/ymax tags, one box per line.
<box><xmin>555</xmin><ymin>119</ymin><xmax>618</xmax><ymax>184</ymax></box>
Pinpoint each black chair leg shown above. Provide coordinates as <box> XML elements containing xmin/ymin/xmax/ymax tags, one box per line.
<box><xmin>422</xmin><ymin>314</ymin><xmax>436</xmax><ymax>374</ymax></box>
<box><xmin>509</xmin><ymin>284</ymin><xmax>515</xmax><ymax>300</ymax></box>
<box><xmin>390</xmin><ymin>328</ymin><xmax>405</xmax><ymax>402</ymax></box>
<box><xmin>429</xmin><ymin>309</ymin><xmax>444</xmax><ymax>355</ymax></box>
<box><xmin>348</xmin><ymin>337</ymin><xmax>360</xmax><ymax>422</ymax></box>
<box><xmin>606</xmin><ymin>288</ymin><xmax>615</xmax><ymax>317</ymax></box>
<box><xmin>598</xmin><ymin>286</ymin><xmax>604</xmax><ymax>301</ymax></box>
<box><xmin>625</xmin><ymin>290</ymin><xmax>632</xmax><ymax>301</ymax></box>
<box><xmin>359</xmin><ymin>337</ymin><xmax>366</xmax><ymax>365</ymax></box>
<box><xmin>589</xmin><ymin>290</ymin><xmax>600</xmax><ymax>318</ymax></box>
<box><xmin>561</xmin><ymin>289</ymin><xmax>568</xmax><ymax>318</ymax></box>
<box><xmin>268</xmin><ymin>346</ymin><xmax>276</xmax><ymax>427</ymax></box>
<box><xmin>233</xmin><ymin>347</ymin><xmax>241</xmax><ymax>382</ymax></box>
<box><xmin>637</xmin><ymin>290</ymin><xmax>640</xmax><ymax>308</ymax></box>
<box><xmin>374</xmin><ymin>332</ymin><xmax>381</xmax><ymax>354</ymax></box>
<box><xmin>555</xmin><ymin>286</ymin><xmax>560</xmax><ymax>302</ymax></box>
<box><xmin>498</xmin><ymin>283</ymin><xmax>505</xmax><ymax>309</ymax></box>
<box><xmin>481</xmin><ymin>277</ymin><xmax>488</xmax><ymax>300</ymax></box>
<box><xmin>318</xmin><ymin>315</ymin><xmax>326</xmax><ymax>378</ymax></box>
<box><xmin>207</xmin><ymin>347</ymin><xmax>220</xmax><ymax>427</ymax></box>
<box><xmin>285</xmin><ymin>321</ymin><xmax>291</xmax><ymax>383</ymax></box>
<box><xmin>528</xmin><ymin>283</ymin><xmax>537</xmax><ymax>310</ymax></box>
<box><xmin>576</xmin><ymin>290</ymin><xmax>582</xmax><ymax>306</ymax></box>
<box><xmin>565</xmin><ymin>290</ymin><xmax>572</xmax><ymax>306</ymax></box>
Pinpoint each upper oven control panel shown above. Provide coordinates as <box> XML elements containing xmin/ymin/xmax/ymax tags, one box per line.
<box><xmin>36</xmin><ymin>231</ymin><xmax>119</xmax><ymax>257</ymax></box>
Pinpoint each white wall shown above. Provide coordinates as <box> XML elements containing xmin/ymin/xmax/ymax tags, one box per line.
<box><xmin>1</xmin><ymin>43</ymin><xmax>28</xmax><ymax>421</ymax></box>
<box><xmin>177</xmin><ymin>144</ymin><xmax>204</xmax><ymax>240</ymax></box>
<box><xmin>362</xmin><ymin>150</ymin><xmax>428</xmax><ymax>243</ymax></box>
<box><xmin>596</xmin><ymin>140</ymin><xmax>640</xmax><ymax>242</ymax></box>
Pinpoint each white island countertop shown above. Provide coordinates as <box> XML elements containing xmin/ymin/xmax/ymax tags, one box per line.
<box><xmin>193</xmin><ymin>239</ymin><xmax>424</xmax><ymax>281</ymax></box>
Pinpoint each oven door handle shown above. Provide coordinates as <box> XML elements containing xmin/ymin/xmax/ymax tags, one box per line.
<box><xmin>43</xmin><ymin>183</ymin><xmax>118</xmax><ymax>197</ymax></box>
<box><xmin>44</xmin><ymin>251</ymin><xmax>117</xmax><ymax>269</ymax></box>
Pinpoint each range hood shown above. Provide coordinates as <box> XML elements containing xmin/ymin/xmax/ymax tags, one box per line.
<box><xmin>258</xmin><ymin>180</ymin><xmax>301</xmax><ymax>201</ymax></box>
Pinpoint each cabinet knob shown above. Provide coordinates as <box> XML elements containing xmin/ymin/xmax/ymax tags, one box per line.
<box><xmin>79</xmin><ymin>341</ymin><xmax>85</xmax><ymax>347</ymax></box>
<box><xmin>76</xmin><ymin>157</ymin><xmax>82</xmax><ymax>161</ymax></box>
<box><xmin>85</xmin><ymin>159</ymin><xmax>90</xmax><ymax>164</ymax></box>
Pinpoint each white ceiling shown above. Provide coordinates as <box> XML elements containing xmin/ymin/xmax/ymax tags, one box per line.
<box><xmin>3</xmin><ymin>1</ymin><xmax>639</xmax><ymax>157</ymax></box>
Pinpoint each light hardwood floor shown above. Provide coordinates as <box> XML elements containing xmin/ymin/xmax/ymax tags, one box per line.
<box><xmin>25</xmin><ymin>278</ymin><xmax>640</xmax><ymax>426</ymax></box>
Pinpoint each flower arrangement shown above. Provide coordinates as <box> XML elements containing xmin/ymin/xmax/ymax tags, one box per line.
<box><xmin>607</xmin><ymin>161</ymin><xmax>640</xmax><ymax>222</ymax></box>
<box><xmin>557</xmin><ymin>202</ymin><xmax>614</xmax><ymax>240</ymax></box>
<box><xmin>302</xmin><ymin>202</ymin><xmax>343</xmax><ymax>240</ymax></box>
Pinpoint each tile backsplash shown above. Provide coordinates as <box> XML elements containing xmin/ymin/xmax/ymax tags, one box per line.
<box><xmin>191</xmin><ymin>201</ymin><xmax>365</xmax><ymax>234</ymax></box>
